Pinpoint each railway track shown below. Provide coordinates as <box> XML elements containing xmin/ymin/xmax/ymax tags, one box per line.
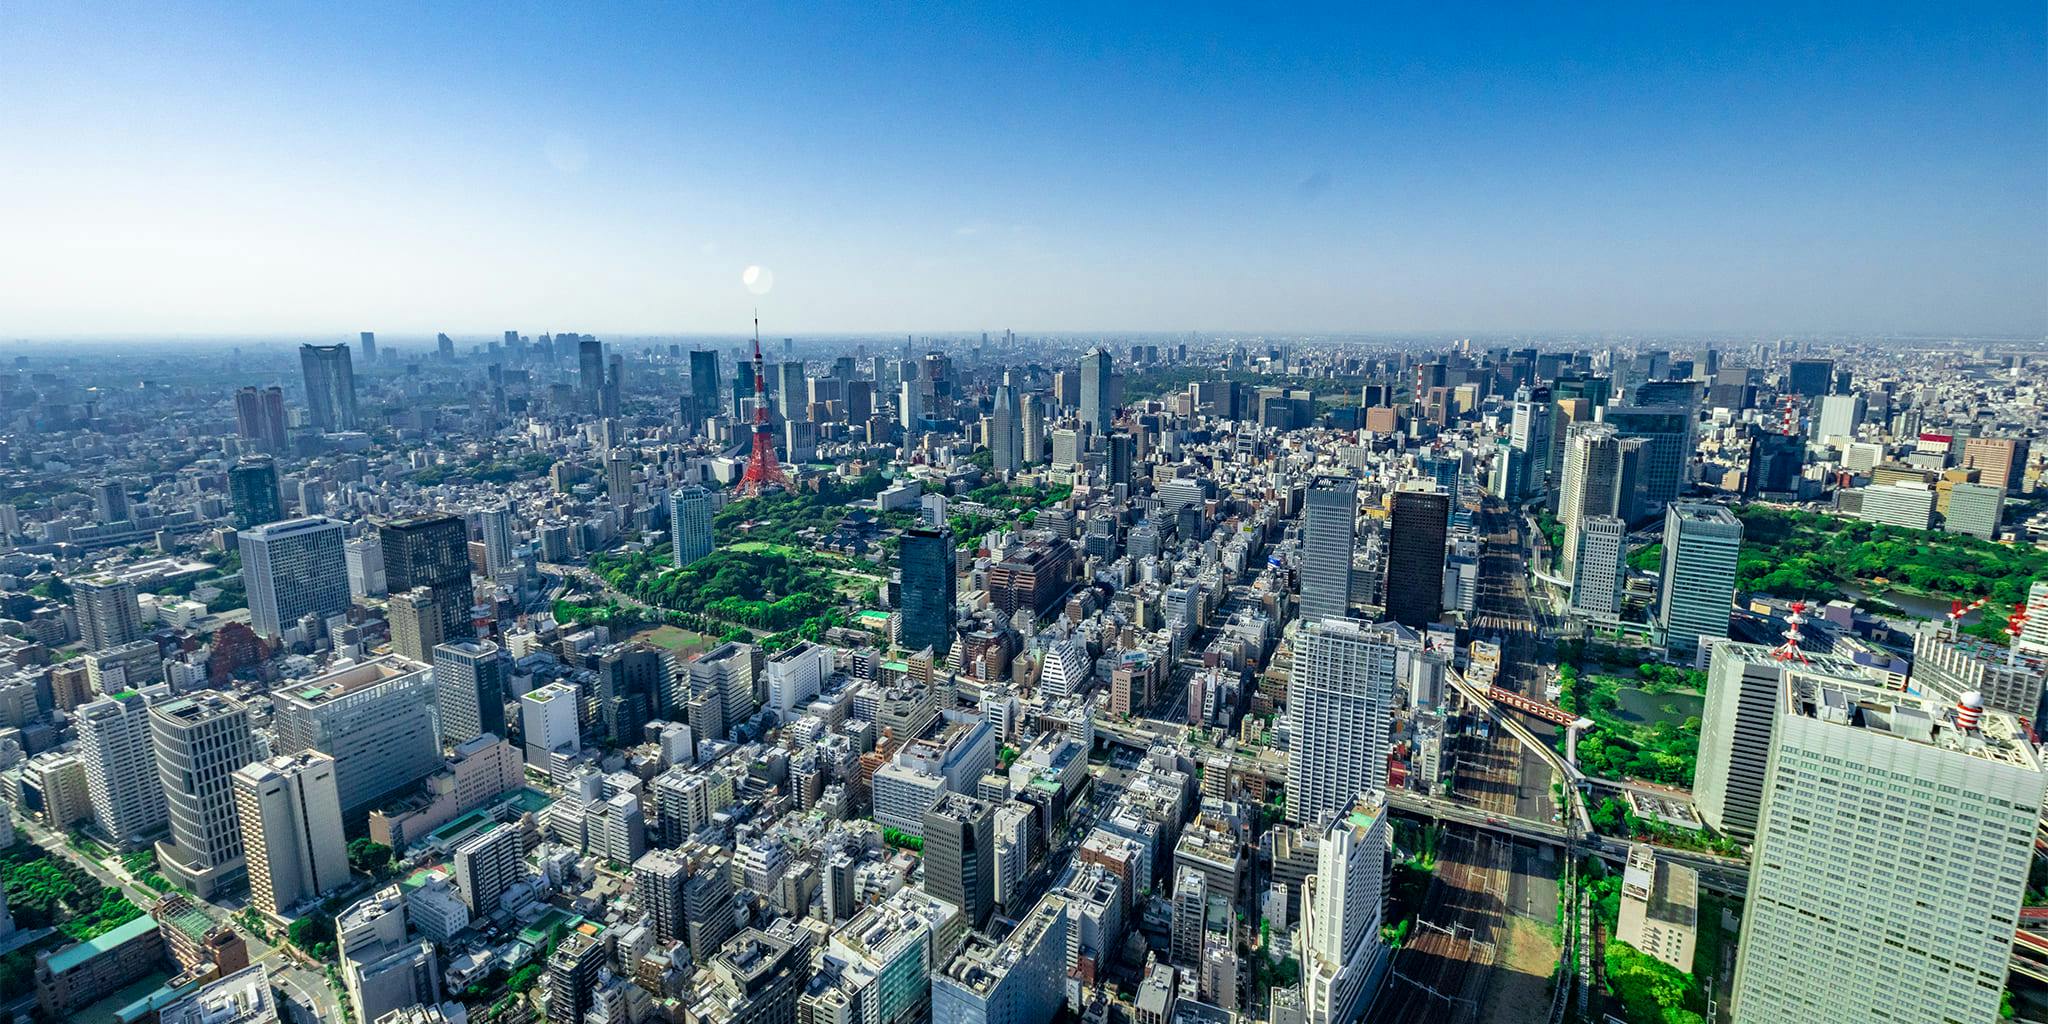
<box><xmin>1370</xmin><ymin>828</ymin><xmax>1515</xmax><ymax>1024</ymax></box>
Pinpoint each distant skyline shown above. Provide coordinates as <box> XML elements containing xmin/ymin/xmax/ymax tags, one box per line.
<box><xmin>3</xmin><ymin>3</ymin><xmax>2043</xmax><ymax>337</ymax></box>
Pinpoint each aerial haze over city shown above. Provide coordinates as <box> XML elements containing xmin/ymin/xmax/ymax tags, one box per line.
<box><xmin>1</xmin><ymin>6</ymin><xmax>2045</xmax><ymax>1024</ymax></box>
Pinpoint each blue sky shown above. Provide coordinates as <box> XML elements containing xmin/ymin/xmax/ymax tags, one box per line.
<box><xmin>2</xmin><ymin>2</ymin><xmax>2042</xmax><ymax>337</ymax></box>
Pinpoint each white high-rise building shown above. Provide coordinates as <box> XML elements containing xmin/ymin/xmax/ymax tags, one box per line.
<box><xmin>74</xmin><ymin>689</ymin><xmax>168</xmax><ymax>848</ymax></box>
<box><xmin>1813</xmin><ymin>392</ymin><xmax>1864</xmax><ymax>443</ymax></box>
<box><xmin>1857</xmin><ymin>481</ymin><xmax>1937</xmax><ymax>531</ymax></box>
<box><xmin>1729</xmin><ymin>678</ymin><xmax>2046</xmax><ymax>1023</ymax></box>
<box><xmin>686</xmin><ymin>642</ymin><xmax>758</xmax><ymax>740</ymax></box>
<box><xmin>151</xmin><ymin>692</ymin><xmax>257</xmax><ymax>899</ymax></box>
<box><xmin>668</xmin><ymin>485</ymin><xmax>714</xmax><ymax>567</ymax></box>
<box><xmin>239</xmin><ymin>516</ymin><xmax>350</xmax><ymax>638</ymax></box>
<box><xmin>1569</xmin><ymin>515</ymin><xmax>1627</xmax><ymax>619</ymax></box>
<box><xmin>452</xmin><ymin>822</ymin><xmax>524</xmax><ymax>918</ymax></box>
<box><xmin>272</xmin><ymin>656</ymin><xmax>442</xmax><ymax>817</ymax></box>
<box><xmin>764</xmin><ymin>641</ymin><xmax>832</xmax><ymax>723</ymax></box>
<box><xmin>991</xmin><ymin>372</ymin><xmax>1023</xmax><ymax>477</ymax></box>
<box><xmin>1297</xmin><ymin>793</ymin><xmax>1390</xmax><ymax>1024</ymax></box>
<box><xmin>71</xmin><ymin>574</ymin><xmax>144</xmax><ymax>652</ymax></box>
<box><xmin>1657</xmin><ymin>502</ymin><xmax>1742</xmax><ymax>662</ymax></box>
<box><xmin>1557</xmin><ymin>422</ymin><xmax>1628</xmax><ymax>574</ymax></box>
<box><xmin>1298</xmin><ymin>479</ymin><xmax>1357</xmax><ymax>623</ymax></box>
<box><xmin>1693</xmin><ymin>643</ymin><xmax>1869</xmax><ymax>843</ymax></box>
<box><xmin>235</xmin><ymin>751</ymin><xmax>348</xmax><ymax>918</ymax></box>
<box><xmin>344</xmin><ymin>535</ymin><xmax>387</xmax><ymax>598</ymax></box>
<box><xmin>480</xmin><ymin>504</ymin><xmax>517</xmax><ymax>576</ymax></box>
<box><xmin>2020</xmin><ymin>580</ymin><xmax>2048</xmax><ymax>655</ymax></box>
<box><xmin>1943</xmin><ymin>482</ymin><xmax>2003</xmax><ymax>541</ymax></box>
<box><xmin>521</xmin><ymin>682</ymin><xmax>581</xmax><ymax>765</ymax></box>
<box><xmin>1286</xmin><ymin>617</ymin><xmax>1396</xmax><ymax>826</ymax></box>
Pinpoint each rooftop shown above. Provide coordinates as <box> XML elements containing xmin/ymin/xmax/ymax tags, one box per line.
<box><xmin>43</xmin><ymin>915</ymin><xmax>160</xmax><ymax>975</ymax></box>
<box><xmin>1788</xmin><ymin>677</ymin><xmax>2045</xmax><ymax>772</ymax></box>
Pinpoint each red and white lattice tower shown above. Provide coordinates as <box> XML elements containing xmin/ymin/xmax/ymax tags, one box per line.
<box><xmin>2009</xmin><ymin>604</ymin><xmax>2031</xmax><ymax>668</ymax></box>
<box><xmin>1945</xmin><ymin>598</ymin><xmax>1987</xmax><ymax>640</ymax></box>
<box><xmin>1777</xmin><ymin>396</ymin><xmax>1802</xmax><ymax>437</ymax></box>
<box><xmin>734</xmin><ymin>315</ymin><xmax>786</xmax><ymax>497</ymax></box>
<box><xmin>1771</xmin><ymin>600</ymin><xmax>1810</xmax><ymax>664</ymax></box>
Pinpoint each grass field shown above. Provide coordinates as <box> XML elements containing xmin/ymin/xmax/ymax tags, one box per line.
<box><xmin>630</xmin><ymin>624</ymin><xmax>715</xmax><ymax>658</ymax></box>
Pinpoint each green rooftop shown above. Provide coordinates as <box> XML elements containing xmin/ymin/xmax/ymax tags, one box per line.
<box><xmin>43</xmin><ymin>916</ymin><xmax>158</xmax><ymax>975</ymax></box>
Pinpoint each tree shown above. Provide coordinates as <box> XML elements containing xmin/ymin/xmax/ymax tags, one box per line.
<box><xmin>289</xmin><ymin>914</ymin><xmax>338</xmax><ymax>960</ymax></box>
<box><xmin>347</xmin><ymin>838</ymin><xmax>393</xmax><ymax>876</ymax></box>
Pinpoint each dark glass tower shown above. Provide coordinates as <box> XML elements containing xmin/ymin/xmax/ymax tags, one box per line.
<box><xmin>377</xmin><ymin>513</ymin><xmax>474</xmax><ymax>642</ymax></box>
<box><xmin>899</xmin><ymin>527</ymin><xmax>957</xmax><ymax>657</ymax></box>
<box><xmin>1384</xmin><ymin>488</ymin><xmax>1449</xmax><ymax>629</ymax></box>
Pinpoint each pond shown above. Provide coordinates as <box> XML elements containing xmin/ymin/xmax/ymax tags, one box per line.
<box><xmin>1842</xmin><ymin>585</ymin><xmax>1983</xmax><ymax>623</ymax></box>
<box><xmin>1610</xmin><ymin>686</ymin><xmax>1704</xmax><ymax>727</ymax></box>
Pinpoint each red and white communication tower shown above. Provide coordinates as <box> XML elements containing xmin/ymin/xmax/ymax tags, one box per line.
<box><xmin>734</xmin><ymin>315</ymin><xmax>786</xmax><ymax>498</ymax></box>
<box><xmin>1771</xmin><ymin>600</ymin><xmax>1810</xmax><ymax>664</ymax></box>
<box><xmin>1946</xmin><ymin>598</ymin><xmax>1988</xmax><ymax>639</ymax></box>
<box><xmin>1776</xmin><ymin>396</ymin><xmax>1802</xmax><ymax>437</ymax></box>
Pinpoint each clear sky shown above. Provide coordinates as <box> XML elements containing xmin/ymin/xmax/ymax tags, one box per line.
<box><xmin>3</xmin><ymin>2</ymin><xmax>2043</xmax><ymax>338</ymax></box>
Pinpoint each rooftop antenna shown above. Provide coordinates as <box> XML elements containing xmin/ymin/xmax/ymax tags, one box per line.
<box><xmin>1945</xmin><ymin>598</ymin><xmax>1987</xmax><ymax>640</ymax></box>
<box><xmin>1771</xmin><ymin>600</ymin><xmax>1810</xmax><ymax>664</ymax></box>
<box><xmin>2009</xmin><ymin>604</ymin><xmax>2031</xmax><ymax>668</ymax></box>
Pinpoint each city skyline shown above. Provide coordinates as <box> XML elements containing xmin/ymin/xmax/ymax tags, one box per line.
<box><xmin>4</xmin><ymin>4</ymin><xmax>2044</xmax><ymax>337</ymax></box>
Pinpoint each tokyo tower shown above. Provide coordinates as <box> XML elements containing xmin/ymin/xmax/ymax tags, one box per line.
<box><xmin>734</xmin><ymin>315</ymin><xmax>786</xmax><ymax>497</ymax></box>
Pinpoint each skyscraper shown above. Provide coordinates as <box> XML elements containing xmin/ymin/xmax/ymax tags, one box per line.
<box><xmin>1078</xmin><ymin>348</ymin><xmax>1113</xmax><ymax>438</ymax></box>
<box><xmin>358</xmin><ymin>331</ymin><xmax>377</xmax><ymax>363</ymax></box>
<box><xmin>1286</xmin><ymin>617</ymin><xmax>1396</xmax><ymax>826</ymax></box>
<box><xmin>688</xmin><ymin>349</ymin><xmax>720</xmax><ymax>430</ymax></box>
<box><xmin>776</xmin><ymin>360</ymin><xmax>808</xmax><ymax>423</ymax></box>
<box><xmin>1297</xmin><ymin>792</ymin><xmax>1391</xmax><ymax>1024</ymax></box>
<box><xmin>239</xmin><ymin>516</ymin><xmax>350</xmax><ymax>639</ymax></box>
<box><xmin>151</xmin><ymin>693</ymin><xmax>257</xmax><ymax>898</ymax></box>
<box><xmin>1693</xmin><ymin>644</ymin><xmax>1867</xmax><ymax>842</ymax></box>
<box><xmin>578</xmin><ymin>339</ymin><xmax>605</xmax><ymax>413</ymax></box>
<box><xmin>345</xmin><ymin>535</ymin><xmax>386</xmax><ymax>598</ymax></box>
<box><xmin>299</xmin><ymin>343</ymin><xmax>358</xmax><ymax>432</ymax></box>
<box><xmin>1384</xmin><ymin>486</ymin><xmax>1449</xmax><ymax>630</ymax></box>
<box><xmin>233</xmin><ymin>385</ymin><xmax>288</xmax><ymax>454</ymax></box>
<box><xmin>1728</xmin><ymin>678</ymin><xmax>2045</xmax><ymax>1023</ymax></box>
<box><xmin>1783</xmin><ymin>357</ymin><xmax>1833</xmax><ymax>398</ymax></box>
<box><xmin>228</xmin><ymin>457</ymin><xmax>286</xmax><ymax>530</ymax></box>
<box><xmin>432</xmin><ymin>641</ymin><xmax>507</xmax><ymax>748</ymax></box>
<box><xmin>377</xmin><ymin>513</ymin><xmax>474</xmax><ymax>643</ymax></box>
<box><xmin>234</xmin><ymin>751</ymin><xmax>348</xmax><ymax>918</ymax></box>
<box><xmin>669</xmin><ymin>485</ymin><xmax>714</xmax><ymax>566</ymax></box>
<box><xmin>479</xmin><ymin>504</ymin><xmax>516</xmax><ymax>576</ymax></box>
<box><xmin>990</xmin><ymin>372</ymin><xmax>1023</xmax><ymax>478</ymax></box>
<box><xmin>1602</xmin><ymin>404</ymin><xmax>1692</xmax><ymax>516</ymax></box>
<box><xmin>1506</xmin><ymin>384</ymin><xmax>1553</xmax><ymax>501</ymax></box>
<box><xmin>604</xmin><ymin>451</ymin><xmax>634</xmax><ymax>513</ymax></box>
<box><xmin>1556</xmin><ymin>422</ymin><xmax>1629</xmax><ymax>574</ymax></box>
<box><xmin>388</xmin><ymin>588</ymin><xmax>443</xmax><ymax>664</ymax></box>
<box><xmin>90</xmin><ymin>478</ymin><xmax>131</xmax><ymax>525</ymax></box>
<box><xmin>1568</xmin><ymin>515</ymin><xmax>1626</xmax><ymax>618</ymax></box>
<box><xmin>1021</xmin><ymin>393</ymin><xmax>1046</xmax><ymax>465</ymax></box>
<box><xmin>271</xmin><ymin>656</ymin><xmax>442</xmax><ymax>817</ymax></box>
<box><xmin>70</xmin><ymin>574</ymin><xmax>144</xmax><ymax>652</ymax></box>
<box><xmin>900</xmin><ymin>527</ymin><xmax>957</xmax><ymax>658</ymax></box>
<box><xmin>1657</xmin><ymin>502</ymin><xmax>1743</xmax><ymax>662</ymax></box>
<box><xmin>1298</xmin><ymin>478</ymin><xmax>1356</xmax><ymax>623</ymax></box>
<box><xmin>74</xmin><ymin>689</ymin><xmax>168</xmax><ymax>848</ymax></box>
<box><xmin>923</xmin><ymin>794</ymin><xmax>996</xmax><ymax>928</ymax></box>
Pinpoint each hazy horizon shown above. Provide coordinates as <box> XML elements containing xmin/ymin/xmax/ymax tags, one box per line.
<box><xmin>4</xmin><ymin>3</ymin><xmax>2043</xmax><ymax>338</ymax></box>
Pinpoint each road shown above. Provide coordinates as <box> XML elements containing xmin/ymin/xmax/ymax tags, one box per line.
<box><xmin>13</xmin><ymin>816</ymin><xmax>345</xmax><ymax>1024</ymax></box>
